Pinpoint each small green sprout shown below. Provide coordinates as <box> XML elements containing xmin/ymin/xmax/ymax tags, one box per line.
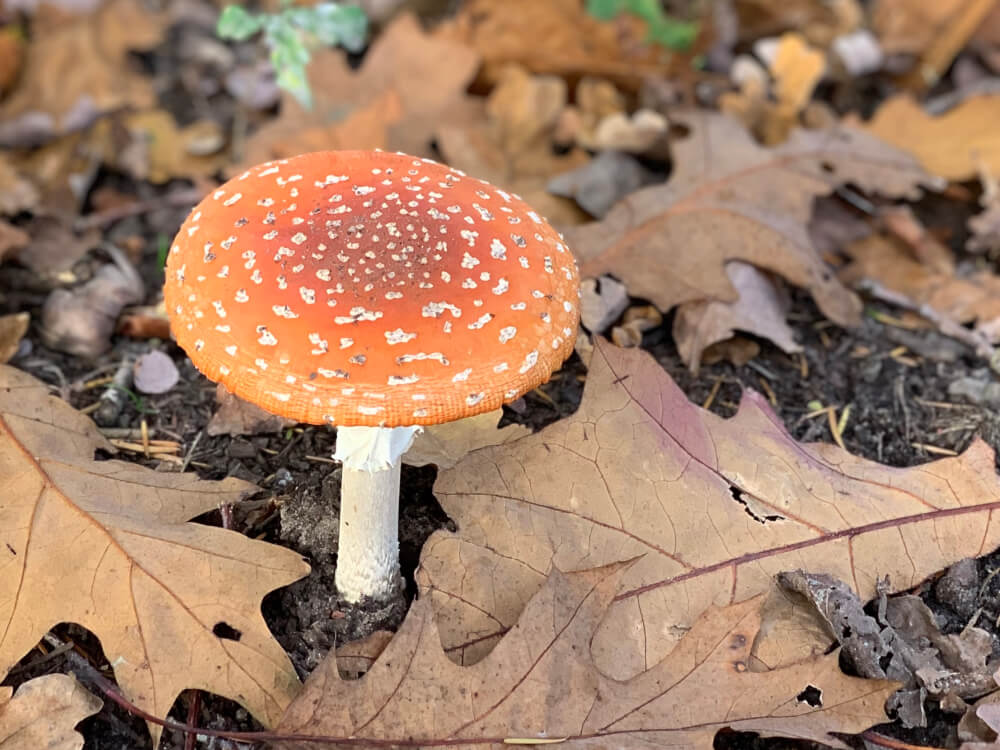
<box><xmin>217</xmin><ymin>2</ymin><xmax>367</xmax><ymax>109</ymax></box>
<box><xmin>586</xmin><ymin>0</ymin><xmax>699</xmax><ymax>51</ymax></box>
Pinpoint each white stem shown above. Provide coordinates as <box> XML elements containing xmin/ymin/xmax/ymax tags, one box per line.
<box><xmin>332</xmin><ymin>425</ymin><xmax>422</xmax><ymax>603</ymax></box>
<box><xmin>335</xmin><ymin>460</ymin><xmax>401</xmax><ymax>602</ymax></box>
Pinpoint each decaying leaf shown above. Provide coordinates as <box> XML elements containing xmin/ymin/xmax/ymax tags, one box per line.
<box><xmin>776</xmin><ymin>570</ymin><xmax>996</xmax><ymax>727</ymax></box>
<box><xmin>563</xmin><ymin>111</ymin><xmax>934</xmax><ymax>328</ymax></box>
<box><xmin>436</xmin><ymin>64</ymin><xmax>590</xmax><ymax>226</ymax></box>
<box><xmin>721</xmin><ymin>32</ymin><xmax>826</xmax><ymax>145</ymax></box>
<box><xmin>420</xmin><ymin>339</ymin><xmax>1000</xmax><ymax>682</ymax></box>
<box><xmin>969</xmin><ymin>202</ymin><xmax>1000</xmax><ymax>254</ymax></box>
<box><xmin>0</xmin><ymin>366</ymin><xmax>310</xmax><ymax>743</ymax></box>
<box><xmin>405</xmin><ymin>409</ymin><xmax>530</xmax><ymax>470</ymax></box>
<box><xmin>0</xmin><ymin>0</ymin><xmax>165</xmax><ymax>147</ymax></box>
<box><xmin>207</xmin><ymin>384</ymin><xmax>297</xmax><ymax>437</ymax></box>
<box><xmin>38</xmin><ymin>247</ymin><xmax>145</xmax><ymax>358</ymax></box>
<box><xmin>0</xmin><ymin>158</ymin><xmax>38</xmax><ymax>215</ymax></box>
<box><xmin>0</xmin><ymin>313</ymin><xmax>29</xmax><ymax>364</ymax></box>
<box><xmin>239</xmin><ymin>13</ymin><xmax>479</xmax><ymax>167</ymax></box>
<box><xmin>673</xmin><ymin>261</ymin><xmax>801</xmax><ymax>372</ymax></box>
<box><xmin>278</xmin><ymin>562</ymin><xmax>895</xmax><ymax>750</ymax></box>
<box><xmin>856</xmin><ymin>94</ymin><xmax>1000</xmax><ymax>181</ymax></box>
<box><xmin>0</xmin><ymin>673</ymin><xmax>102</xmax><ymax>750</ymax></box>
<box><xmin>841</xmin><ymin>234</ymin><xmax>1000</xmax><ymax>342</ymax></box>
<box><xmin>0</xmin><ymin>223</ymin><xmax>29</xmax><ymax>264</ymax></box>
<box><xmin>438</xmin><ymin>0</ymin><xmax>695</xmax><ymax>86</ymax></box>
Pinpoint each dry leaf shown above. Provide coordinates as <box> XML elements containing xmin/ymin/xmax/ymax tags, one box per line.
<box><xmin>871</xmin><ymin>0</ymin><xmax>1000</xmax><ymax>57</ymax></box>
<box><xmin>0</xmin><ymin>158</ymin><xmax>38</xmax><ymax>215</ymax></box>
<box><xmin>0</xmin><ymin>222</ymin><xmax>29</xmax><ymax>264</ymax></box>
<box><xmin>38</xmin><ymin>250</ymin><xmax>145</xmax><ymax>358</ymax></box>
<box><xmin>857</xmin><ymin>94</ymin><xmax>1000</xmax><ymax>181</ymax></box>
<box><xmin>841</xmin><ymin>234</ymin><xmax>1000</xmax><ymax>342</ymax></box>
<box><xmin>439</xmin><ymin>0</ymin><xmax>693</xmax><ymax>87</ymax></box>
<box><xmin>0</xmin><ymin>313</ymin><xmax>29</xmax><ymax>364</ymax></box>
<box><xmin>722</xmin><ymin>32</ymin><xmax>826</xmax><ymax>145</ymax></box>
<box><xmin>436</xmin><ymin>66</ymin><xmax>590</xmax><ymax>226</ymax></box>
<box><xmin>117</xmin><ymin>111</ymin><xmax>228</xmax><ymax>184</ymax></box>
<box><xmin>673</xmin><ymin>261</ymin><xmax>801</xmax><ymax>372</ymax></box>
<box><xmin>277</xmin><ymin>562</ymin><xmax>895</xmax><ymax>750</ymax></box>
<box><xmin>239</xmin><ymin>13</ymin><xmax>478</xmax><ymax>167</ymax></box>
<box><xmin>0</xmin><ymin>674</ymin><xmax>102</xmax><ymax>750</ymax></box>
<box><xmin>969</xmin><ymin>202</ymin><xmax>1000</xmax><ymax>254</ymax></box>
<box><xmin>0</xmin><ymin>365</ymin><xmax>310</xmax><ymax>743</ymax></box>
<box><xmin>563</xmin><ymin>111</ymin><xmax>934</xmax><ymax>327</ymax></box>
<box><xmin>404</xmin><ymin>409</ymin><xmax>530</xmax><ymax>470</ymax></box>
<box><xmin>207</xmin><ymin>384</ymin><xmax>297</xmax><ymax>437</ymax></box>
<box><xmin>419</xmin><ymin>338</ymin><xmax>1000</xmax><ymax>681</ymax></box>
<box><xmin>0</xmin><ymin>0</ymin><xmax>164</xmax><ymax>147</ymax></box>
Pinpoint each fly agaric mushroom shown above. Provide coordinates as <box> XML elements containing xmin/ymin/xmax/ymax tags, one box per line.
<box><xmin>164</xmin><ymin>151</ymin><xmax>580</xmax><ymax>603</ymax></box>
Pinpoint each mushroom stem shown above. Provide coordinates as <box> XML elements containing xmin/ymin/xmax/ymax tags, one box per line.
<box><xmin>336</xmin><ymin>461</ymin><xmax>401</xmax><ymax>602</ymax></box>
<box><xmin>333</xmin><ymin>425</ymin><xmax>422</xmax><ymax>603</ymax></box>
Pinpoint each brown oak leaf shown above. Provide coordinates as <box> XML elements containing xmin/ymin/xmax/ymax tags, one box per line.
<box><xmin>277</xmin><ymin>562</ymin><xmax>895</xmax><ymax>750</ymax></box>
<box><xmin>0</xmin><ymin>366</ymin><xmax>310</xmax><ymax>743</ymax></box>
<box><xmin>562</xmin><ymin>110</ymin><xmax>936</xmax><ymax>327</ymax></box>
<box><xmin>419</xmin><ymin>339</ymin><xmax>1000</xmax><ymax>681</ymax></box>
<box><xmin>0</xmin><ymin>674</ymin><xmax>101</xmax><ymax>750</ymax></box>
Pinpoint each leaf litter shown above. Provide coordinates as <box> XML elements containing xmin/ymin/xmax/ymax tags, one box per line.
<box><xmin>2</xmin><ymin>0</ymin><xmax>1000</xmax><ymax>747</ymax></box>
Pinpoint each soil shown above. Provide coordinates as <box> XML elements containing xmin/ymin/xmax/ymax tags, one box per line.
<box><xmin>3</xmin><ymin>11</ymin><xmax>1000</xmax><ymax>750</ymax></box>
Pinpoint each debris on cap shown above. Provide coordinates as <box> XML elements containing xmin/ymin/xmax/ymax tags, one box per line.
<box><xmin>164</xmin><ymin>150</ymin><xmax>580</xmax><ymax>427</ymax></box>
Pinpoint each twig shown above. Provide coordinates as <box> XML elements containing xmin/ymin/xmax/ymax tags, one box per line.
<box><xmin>74</xmin><ymin>187</ymin><xmax>205</xmax><ymax>232</ymax></box>
<box><xmin>181</xmin><ymin>430</ymin><xmax>204</xmax><ymax>472</ymax></box>
<box><xmin>861</xmin><ymin>729</ymin><xmax>946</xmax><ymax>750</ymax></box>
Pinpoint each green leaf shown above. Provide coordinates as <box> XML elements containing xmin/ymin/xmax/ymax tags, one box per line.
<box><xmin>585</xmin><ymin>0</ymin><xmax>623</xmax><ymax>20</ymax></box>
<box><xmin>312</xmin><ymin>4</ymin><xmax>367</xmax><ymax>52</ymax></box>
<box><xmin>217</xmin><ymin>5</ymin><xmax>264</xmax><ymax>41</ymax></box>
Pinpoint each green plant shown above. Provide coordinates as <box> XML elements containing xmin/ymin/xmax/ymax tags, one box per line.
<box><xmin>586</xmin><ymin>0</ymin><xmax>698</xmax><ymax>51</ymax></box>
<box><xmin>217</xmin><ymin>2</ymin><xmax>367</xmax><ymax>109</ymax></box>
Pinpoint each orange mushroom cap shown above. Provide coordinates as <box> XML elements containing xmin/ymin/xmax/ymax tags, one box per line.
<box><xmin>164</xmin><ymin>151</ymin><xmax>580</xmax><ymax>427</ymax></box>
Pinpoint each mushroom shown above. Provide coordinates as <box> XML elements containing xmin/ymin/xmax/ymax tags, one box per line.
<box><xmin>163</xmin><ymin>150</ymin><xmax>580</xmax><ymax>603</ymax></box>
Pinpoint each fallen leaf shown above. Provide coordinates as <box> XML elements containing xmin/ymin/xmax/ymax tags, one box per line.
<box><xmin>548</xmin><ymin>151</ymin><xmax>660</xmax><ymax>219</ymax></box>
<box><xmin>38</xmin><ymin>249</ymin><xmax>145</xmax><ymax>358</ymax></box>
<box><xmin>277</xmin><ymin>562</ymin><xmax>895</xmax><ymax>750</ymax></box>
<box><xmin>563</xmin><ymin>111</ymin><xmax>934</xmax><ymax>327</ymax></box>
<box><xmin>207</xmin><ymin>384</ymin><xmax>297</xmax><ymax>437</ymax></box>
<box><xmin>436</xmin><ymin>66</ymin><xmax>590</xmax><ymax>226</ymax></box>
<box><xmin>438</xmin><ymin>0</ymin><xmax>694</xmax><ymax>87</ymax></box>
<box><xmin>419</xmin><ymin>339</ymin><xmax>1000</xmax><ymax>680</ymax></box>
<box><xmin>0</xmin><ymin>673</ymin><xmax>102</xmax><ymax>750</ymax></box>
<box><xmin>734</xmin><ymin>0</ymin><xmax>859</xmax><ymax>47</ymax></box>
<box><xmin>0</xmin><ymin>313</ymin><xmax>29</xmax><ymax>364</ymax></box>
<box><xmin>239</xmin><ymin>13</ymin><xmax>478</xmax><ymax>167</ymax></box>
<box><xmin>0</xmin><ymin>0</ymin><xmax>165</xmax><ymax>147</ymax></box>
<box><xmin>13</xmin><ymin>215</ymin><xmax>97</xmax><ymax>277</ymax></box>
<box><xmin>115</xmin><ymin>110</ymin><xmax>229</xmax><ymax>184</ymax></box>
<box><xmin>404</xmin><ymin>409</ymin><xmax>530</xmax><ymax>470</ymax></box>
<box><xmin>579</xmin><ymin>275</ymin><xmax>630</xmax><ymax>333</ymax></box>
<box><xmin>0</xmin><ymin>365</ymin><xmax>310</xmax><ymax>743</ymax></box>
<box><xmin>969</xmin><ymin>201</ymin><xmax>1000</xmax><ymax>254</ymax></box>
<box><xmin>721</xmin><ymin>32</ymin><xmax>826</xmax><ymax>145</ymax></box>
<box><xmin>673</xmin><ymin>261</ymin><xmax>801</xmax><ymax>372</ymax></box>
<box><xmin>0</xmin><ymin>157</ymin><xmax>38</xmax><ymax>215</ymax></box>
<box><xmin>871</xmin><ymin>0</ymin><xmax>1000</xmax><ymax>57</ymax></box>
<box><xmin>856</xmin><ymin>94</ymin><xmax>1000</xmax><ymax>181</ymax></box>
<box><xmin>0</xmin><ymin>222</ymin><xmax>29</xmax><ymax>264</ymax></box>
<box><xmin>840</xmin><ymin>234</ymin><xmax>1000</xmax><ymax>342</ymax></box>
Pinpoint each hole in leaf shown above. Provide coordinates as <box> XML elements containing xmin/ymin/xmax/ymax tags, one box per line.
<box><xmin>213</xmin><ymin>622</ymin><xmax>243</xmax><ymax>641</ymax></box>
<box><xmin>93</xmin><ymin>448</ymin><xmax>114</xmax><ymax>461</ymax></box>
<box><xmin>797</xmin><ymin>685</ymin><xmax>822</xmax><ymax>707</ymax></box>
<box><xmin>820</xmin><ymin>161</ymin><xmax>835</xmax><ymax>174</ymax></box>
<box><xmin>728</xmin><ymin>486</ymin><xmax>785</xmax><ymax>524</ymax></box>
